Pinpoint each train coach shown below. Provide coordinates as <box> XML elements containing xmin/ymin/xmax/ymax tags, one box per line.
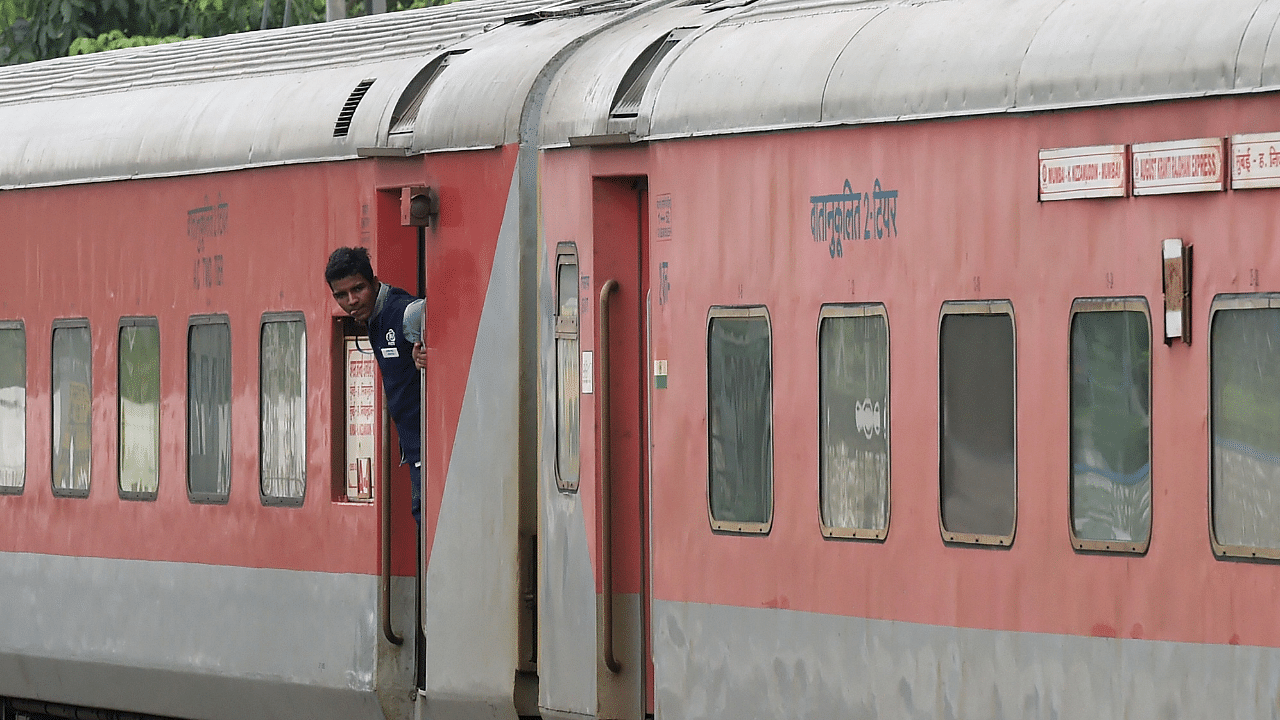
<box><xmin>538</xmin><ymin>0</ymin><xmax>1280</xmax><ymax>717</ymax></box>
<box><xmin>7</xmin><ymin>0</ymin><xmax>1280</xmax><ymax>719</ymax></box>
<box><xmin>0</xmin><ymin>0</ymin><xmax>609</xmax><ymax>717</ymax></box>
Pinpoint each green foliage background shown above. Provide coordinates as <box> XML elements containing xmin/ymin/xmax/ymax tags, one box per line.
<box><xmin>0</xmin><ymin>0</ymin><xmax>447</xmax><ymax>64</ymax></box>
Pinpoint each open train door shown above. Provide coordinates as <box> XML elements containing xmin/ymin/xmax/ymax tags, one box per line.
<box><xmin>592</xmin><ymin>176</ymin><xmax>653</xmax><ymax>720</ymax></box>
<box><xmin>541</xmin><ymin>174</ymin><xmax>653</xmax><ymax>720</ymax></box>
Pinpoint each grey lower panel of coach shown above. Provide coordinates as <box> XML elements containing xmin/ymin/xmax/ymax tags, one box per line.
<box><xmin>0</xmin><ymin>551</ymin><xmax>411</xmax><ymax>720</ymax></box>
<box><xmin>653</xmin><ymin>600</ymin><xmax>1280</xmax><ymax>720</ymax></box>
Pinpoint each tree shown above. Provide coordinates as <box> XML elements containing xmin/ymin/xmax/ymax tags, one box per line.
<box><xmin>0</xmin><ymin>0</ymin><xmax>246</xmax><ymax>64</ymax></box>
<box><xmin>69</xmin><ymin>28</ymin><xmax>192</xmax><ymax>56</ymax></box>
<box><xmin>0</xmin><ymin>0</ymin><xmax>450</xmax><ymax>65</ymax></box>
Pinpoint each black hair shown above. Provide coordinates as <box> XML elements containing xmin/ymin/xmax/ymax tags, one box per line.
<box><xmin>325</xmin><ymin>246</ymin><xmax>375</xmax><ymax>286</ymax></box>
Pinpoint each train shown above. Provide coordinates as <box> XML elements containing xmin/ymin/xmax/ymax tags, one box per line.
<box><xmin>4</xmin><ymin>0</ymin><xmax>1280</xmax><ymax>717</ymax></box>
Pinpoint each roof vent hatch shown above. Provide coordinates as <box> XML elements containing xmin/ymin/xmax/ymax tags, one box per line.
<box><xmin>389</xmin><ymin>51</ymin><xmax>467</xmax><ymax>135</ymax></box>
<box><xmin>611</xmin><ymin>28</ymin><xmax>691</xmax><ymax>119</ymax></box>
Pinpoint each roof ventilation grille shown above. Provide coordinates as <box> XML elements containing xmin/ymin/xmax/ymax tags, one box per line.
<box><xmin>334</xmin><ymin>78</ymin><xmax>376</xmax><ymax>138</ymax></box>
<box><xmin>610</xmin><ymin>29</ymin><xmax>691</xmax><ymax>119</ymax></box>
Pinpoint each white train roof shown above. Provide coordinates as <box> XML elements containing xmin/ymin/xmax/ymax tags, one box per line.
<box><xmin>545</xmin><ymin>0</ymin><xmax>1280</xmax><ymax>143</ymax></box>
<box><xmin>0</xmin><ymin>0</ymin><xmax>643</xmax><ymax>189</ymax></box>
<box><xmin>3</xmin><ymin>0</ymin><xmax>1280</xmax><ymax>187</ymax></box>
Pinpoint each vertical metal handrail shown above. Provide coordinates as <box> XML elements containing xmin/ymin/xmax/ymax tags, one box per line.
<box><xmin>598</xmin><ymin>279</ymin><xmax>621</xmax><ymax>674</ymax></box>
<box><xmin>644</xmin><ymin>291</ymin><xmax>654</xmax><ymax>700</ymax></box>
<box><xmin>382</xmin><ymin>399</ymin><xmax>404</xmax><ymax>646</ymax></box>
<box><xmin>416</xmin><ymin>227</ymin><xmax>428</xmax><ymax>689</ymax></box>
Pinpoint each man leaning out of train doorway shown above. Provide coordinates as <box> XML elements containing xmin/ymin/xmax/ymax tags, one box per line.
<box><xmin>326</xmin><ymin>246</ymin><xmax>426</xmax><ymax>526</ymax></box>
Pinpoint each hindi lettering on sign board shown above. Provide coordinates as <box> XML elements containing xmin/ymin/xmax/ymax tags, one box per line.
<box><xmin>1131</xmin><ymin>138</ymin><xmax>1225</xmax><ymax>195</ymax></box>
<box><xmin>1230</xmin><ymin>132</ymin><xmax>1280</xmax><ymax>190</ymax></box>
<box><xmin>1038</xmin><ymin>145</ymin><xmax>1127</xmax><ymax>201</ymax></box>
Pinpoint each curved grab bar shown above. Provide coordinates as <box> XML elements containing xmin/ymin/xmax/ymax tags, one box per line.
<box><xmin>598</xmin><ymin>279</ymin><xmax>622</xmax><ymax>674</ymax></box>
<box><xmin>382</xmin><ymin>399</ymin><xmax>404</xmax><ymax>646</ymax></box>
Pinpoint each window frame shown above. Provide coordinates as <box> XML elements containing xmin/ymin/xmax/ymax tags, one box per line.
<box><xmin>259</xmin><ymin>311</ymin><xmax>307</xmax><ymax>508</ymax></box>
<box><xmin>187</xmin><ymin>313</ymin><xmax>232</xmax><ymax>505</ymax></box>
<box><xmin>1207</xmin><ymin>293</ymin><xmax>1280</xmax><ymax>560</ymax></box>
<box><xmin>937</xmin><ymin>300</ymin><xmax>1017</xmax><ymax>546</ymax></box>
<box><xmin>817</xmin><ymin>303</ymin><xmax>890</xmax><ymax>541</ymax></box>
<box><xmin>554</xmin><ymin>242</ymin><xmax>581</xmax><ymax>493</ymax></box>
<box><xmin>118</xmin><ymin>316</ymin><xmax>161</xmax><ymax>501</ymax></box>
<box><xmin>0</xmin><ymin>320</ymin><xmax>25</xmax><ymax>496</ymax></box>
<box><xmin>1067</xmin><ymin>297</ymin><xmax>1152</xmax><ymax>554</ymax></box>
<box><xmin>50</xmin><ymin>318</ymin><xmax>92</xmax><ymax>499</ymax></box>
<box><xmin>706</xmin><ymin>305</ymin><xmax>774</xmax><ymax>535</ymax></box>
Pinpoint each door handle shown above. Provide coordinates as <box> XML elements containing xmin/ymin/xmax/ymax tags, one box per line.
<box><xmin>381</xmin><ymin>399</ymin><xmax>404</xmax><ymax>646</ymax></box>
<box><xmin>598</xmin><ymin>279</ymin><xmax>621</xmax><ymax>674</ymax></box>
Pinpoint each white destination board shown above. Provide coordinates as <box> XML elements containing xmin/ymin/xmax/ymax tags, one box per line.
<box><xmin>1231</xmin><ymin>133</ymin><xmax>1280</xmax><ymax>189</ymax></box>
<box><xmin>1039</xmin><ymin>145</ymin><xmax>1127</xmax><ymax>201</ymax></box>
<box><xmin>1132</xmin><ymin>138</ymin><xmax>1224</xmax><ymax>195</ymax></box>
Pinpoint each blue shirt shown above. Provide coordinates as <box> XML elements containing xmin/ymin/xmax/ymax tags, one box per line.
<box><xmin>368</xmin><ymin>283</ymin><xmax>422</xmax><ymax>462</ymax></box>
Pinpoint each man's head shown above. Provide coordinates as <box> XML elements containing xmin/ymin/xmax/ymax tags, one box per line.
<box><xmin>326</xmin><ymin>246</ymin><xmax>379</xmax><ymax>324</ymax></box>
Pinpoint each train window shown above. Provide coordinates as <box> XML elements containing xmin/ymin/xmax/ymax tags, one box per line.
<box><xmin>118</xmin><ymin>318</ymin><xmax>160</xmax><ymax>500</ymax></box>
<box><xmin>707</xmin><ymin>306</ymin><xmax>773</xmax><ymax>533</ymax></box>
<box><xmin>555</xmin><ymin>244</ymin><xmax>581</xmax><ymax>493</ymax></box>
<box><xmin>1068</xmin><ymin>299</ymin><xmax>1151</xmax><ymax>553</ymax></box>
<box><xmin>260</xmin><ymin>313</ymin><xmax>306</xmax><ymax>505</ymax></box>
<box><xmin>938</xmin><ymin>301</ymin><xmax>1016</xmax><ymax>545</ymax></box>
<box><xmin>1208</xmin><ymin>295</ymin><xmax>1280</xmax><ymax>559</ymax></box>
<box><xmin>188</xmin><ymin>315</ymin><xmax>231</xmax><ymax>503</ymax></box>
<box><xmin>51</xmin><ymin>319</ymin><xmax>92</xmax><ymax>498</ymax></box>
<box><xmin>0</xmin><ymin>321</ymin><xmax>24</xmax><ymax>494</ymax></box>
<box><xmin>818</xmin><ymin>304</ymin><xmax>889</xmax><ymax>540</ymax></box>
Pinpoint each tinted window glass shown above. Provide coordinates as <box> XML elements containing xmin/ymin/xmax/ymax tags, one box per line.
<box><xmin>819</xmin><ymin>308</ymin><xmax>889</xmax><ymax>536</ymax></box>
<box><xmin>708</xmin><ymin>310</ymin><xmax>772</xmax><ymax>530</ymax></box>
<box><xmin>261</xmin><ymin>316</ymin><xmax>306</xmax><ymax>503</ymax></box>
<box><xmin>939</xmin><ymin>308</ymin><xmax>1015</xmax><ymax>541</ymax></box>
<box><xmin>52</xmin><ymin>322</ymin><xmax>92</xmax><ymax>496</ymax></box>
<box><xmin>189</xmin><ymin>318</ymin><xmax>231</xmax><ymax>501</ymax></box>
<box><xmin>0</xmin><ymin>323</ymin><xmax>25</xmax><ymax>492</ymax></box>
<box><xmin>1211</xmin><ymin>305</ymin><xmax>1280</xmax><ymax>552</ymax></box>
<box><xmin>119</xmin><ymin>321</ymin><xmax>160</xmax><ymax>498</ymax></box>
<box><xmin>1070</xmin><ymin>306</ymin><xmax>1151</xmax><ymax>549</ymax></box>
<box><xmin>556</xmin><ymin>258</ymin><xmax>581</xmax><ymax>492</ymax></box>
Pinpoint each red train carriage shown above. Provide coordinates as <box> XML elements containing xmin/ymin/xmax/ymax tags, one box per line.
<box><xmin>0</xmin><ymin>1</ymin><xmax>582</xmax><ymax>718</ymax></box>
<box><xmin>535</xmin><ymin>0</ymin><xmax>1280</xmax><ymax>718</ymax></box>
<box><xmin>8</xmin><ymin>0</ymin><xmax>1280</xmax><ymax>718</ymax></box>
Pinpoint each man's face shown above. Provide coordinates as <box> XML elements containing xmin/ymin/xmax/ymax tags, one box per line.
<box><xmin>330</xmin><ymin>274</ymin><xmax>378</xmax><ymax>323</ymax></box>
